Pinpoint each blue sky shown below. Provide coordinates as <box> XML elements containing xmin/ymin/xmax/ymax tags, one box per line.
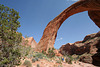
<box><xmin>0</xmin><ymin>0</ymin><xmax>99</xmax><ymax>49</ymax></box>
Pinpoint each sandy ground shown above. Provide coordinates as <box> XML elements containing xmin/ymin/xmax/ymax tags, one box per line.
<box><xmin>17</xmin><ymin>58</ymin><xmax>96</xmax><ymax>67</ymax></box>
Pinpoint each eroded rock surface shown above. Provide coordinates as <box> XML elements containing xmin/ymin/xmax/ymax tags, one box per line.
<box><xmin>59</xmin><ymin>31</ymin><xmax>100</xmax><ymax>66</ymax></box>
<box><xmin>35</xmin><ymin>0</ymin><xmax>100</xmax><ymax>52</ymax></box>
<box><xmin>59</xmin><ymin>31</ymin><xmax>100</xmax><ymax>55</ymax></box>
<box><xmin>21</xmin><ymin>37</ymin><xmax>37</xmax><ymax>48</ymax></box>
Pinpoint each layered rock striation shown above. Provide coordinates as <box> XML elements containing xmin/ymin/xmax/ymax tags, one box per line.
<box><xmin>35</xmin><ymin>0</ymin><xmax>100</xmax><ymax>52</ymax></box>
<box><xmin>59</xmin><ymin>31</ymin><xmax>100</xmax><ymax>66</ymax></box>
<box><xmin>59</xmin><ymin>31</ymin><xmax>100</xmax><ymax>55</ymax></box>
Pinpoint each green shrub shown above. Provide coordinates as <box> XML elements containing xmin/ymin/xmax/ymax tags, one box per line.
<box><xmin>35</xmin><ymin>57</ymin><xmax>39</xmax><ymax>61</ymax></box>
<box><xmin>65</xmin><ymin>55</ymin><xmax>73</xmax><ymax>64</ymax></box>
<box><xmin>19</xmin><ymin>45</ymin><xmax>32</xmax><ymax>58</ymax></box>
<box><xmin>32</xmin><ymin>57</ymin><xmax>39</xmax><ymax>63</ymax></box>
<box><xmin>72</xmin><ymin>54</ymin><xmax>80</xmax><ymax>61</ymax></box>
<box><xmin>0</xmin><ymin>45</ymin><xmax>21</xmax><ymax>66</ymax></box>
<box><xmin>0</xmin><ymin>4</ymin><xmax>22</xmax><ymax>66</ymax></box>
<box><xmin>23</xmin><ymin>60</ymin><xmax>32</xmax><ymax>67</ymax></box>
<box><xmin>37</xmin><ymin>64</ymin><xmax>40</xmax><ymax>67</ymax></box>
<box><xmin>56</xmin><ymin>60</ymin><xmax>62</xmax><ymax>64</ymax></box>
<box><xmin>33</xmin><ymin>52</ymin><xmax>45</xmax><ymax>59</ymax></box>
<box><xmin>32</xmin><ymin>58</ymin><xmax>37</xmax><ymax>63</ymax></box>
<box><xmin>42</xmin><ymin>50</ymin><xmax>46</xmax><ymax>54</ymax></box>
<box><xmin>47</xmin><ymin>48</ymin><xmax>55</xmax><ymax>58</ymax></box>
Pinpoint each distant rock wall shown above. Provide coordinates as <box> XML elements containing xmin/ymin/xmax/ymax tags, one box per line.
<box><xmin>21</xmin><ymin>37</ymin><xmax>37</xmax><ymax>48</ymax></box>
<box><xmin>59</xmin><ymin>31</ymin><xmax>100</xmax><ymax>55</ymax></box>
<box><xmin>59</xmin><ymin>31</ymin><xmax>100</xmax><ymax>66</ymax></box>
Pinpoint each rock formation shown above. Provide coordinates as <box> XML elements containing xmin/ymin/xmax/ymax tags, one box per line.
<box><xmin>21</xmin><ymin>37</ymin><xmax>37</xmax><ymax>48</ymax></box>
<box><xmin>59</xmin><ymin>31</ymin><xmax>100</xmax><ymax>55</ymax></box>
<box><xmin>35</xmin><ymin>0</ymin><xmax>100</xmax><ymax>52</ymax></box>
<box><xmin>53</xmin><ymin>49</ymin><xmax>62</xmax><ymax>57</ymax></box>
<box><xmin>59</xmin><ymin>31</ymin><xmax>100</xmax><ymax>66</ymax></box>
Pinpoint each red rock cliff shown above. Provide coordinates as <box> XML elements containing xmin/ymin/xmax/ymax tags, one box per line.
<box><xmin>35</xmin><ymin>0</ymin><xmax>100</xmax><ymax>52</ymax></box>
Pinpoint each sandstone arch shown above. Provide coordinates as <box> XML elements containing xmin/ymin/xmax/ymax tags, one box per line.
<box><xmin>35</xmin><ymin>0</ymin><xmax>100</xmax><ymax>51</ymax></box>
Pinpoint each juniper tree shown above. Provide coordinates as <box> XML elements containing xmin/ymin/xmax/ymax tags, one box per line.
<box><xmin>0</xmin><ymin>4</ymin><xmax>22</xmax><ymax>66</ymax></box>
<box><xmin>0</xmin><ymin>4</ymin><xmax>22</xmax><ymax>45</ymax></box>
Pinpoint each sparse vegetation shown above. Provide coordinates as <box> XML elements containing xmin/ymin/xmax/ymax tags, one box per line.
<box><xmin>23</xmin><ymin>60</ymin><xmax>32</xmax><ymax>67</ymax></box>
<box><xmin>25</xmin><ymin>39</ymin><xmax>29</xmax><ymax>45</ymax></box>
<box><xmin>47</xmin><ymin>48</ymin><xmax>55</xmax><ymax>58</ymax></box>
<box><xmin>56</xmin><ymin>59</ymin><xmax>62</xmax><ymax>64</ymax></box>
<box><xmin>37</xmin><ymin>64</ymin><xmax>40</xmax><ymax>67</ymax></box>
<box><xmin>0</xmin><ymin>3</ymin><xmax>99</xmax><ymax>67</ymax></box>
<box><xmin>42</xmin><ymin>50</ymin><xmax>46</xmax><ymax>54</ymax></box>
<box><xmin>32</xmin><ymin>57</ymin><xmax>39</xmax><ymax>63</ymax></box>
<box><xmin>65</xmin><ymin>55</ymin><xmax>74</xmax><ymax>64</ymax></box>
<box><xmin>33</xmin><ymin>52</ymin><xmax>46</xmax><ymax>59</ymax></box>
<box><xmin>56</xmin><ymin>60</ymin><xmax>62</xmax><ymax>64</ymax></box>
<box><xmin>58</xmin><ymin>65</ymin><xmax>63</xmax><ymax>67</ymax></box>
<box><xmin>0</xmin><ymin>45</ymin><xmax>21</xmax><ymax>66</ymax></box>
<box><xmin>32</xmin><ymin>58</ymin><xmax>36</xmax><ymax>63</ymax></box>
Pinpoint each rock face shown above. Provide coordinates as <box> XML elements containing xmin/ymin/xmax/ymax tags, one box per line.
<box><xmin>53</xmin><ymin>49</ymin><xmax>62</xmax><ymax>57</ymax></box>
<box><xmin>92</xmin><ymin>52</ymin><xmax>100</xmax><ymax>66</ymax></box>
<box><xmin>21</xmin><ymin>37</ymin><xmax>37</xmax><ymax>48</ymax></box>
<box><xmin>92</xmin><ymin>38</ymin><xmax>100</xmax><ymax>66</ymax></box>
<box><xmin>35</xmin><ymin>0</ymin><xmax>100</xmax><ymax>52</ymax></box>
<box><xmin>59</xmin><ymin>31</ymin><xmax>100</xmax><ymax>66</ymax></box>
<box><xmin>59</xmin><ymin>31</ymin><xmax>100</xmax><ymax>55</ymax></box>
<box><xmin>79</xmin><ymin>55</ymin><xmax>93</xmax><ymax>64</ymax></box>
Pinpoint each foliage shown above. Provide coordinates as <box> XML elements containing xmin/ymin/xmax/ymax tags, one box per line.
<box><xmin>33</xmin><ymin>52</ymin><xmax>46</xmax><ymax>59</ymax></box>
<box><xmin>0</xmin><ymin>4</ymin><xmax>22</xmax><ymax>45</ymax></box>
<box><xmin>72</xmin><ymin>54</ymin><xmax>80</xmax><ymax>61</ymax></box>
<box><xmin>56</xmin><ymin>60</ymin><xmax>62</xmax><ymax>64</ymax></box>
<box><xmin>47</xmin><ymin>48</ymin><xmax>55</xmax><ymax>58</ymax></box>
<box><xmin>25</xmin><ymin>46</ymin><xmax>31</xmax><ymax>57</ymax></box>
<box><xmin>35</xmin><ymin>57</ymin><xmax>39</xmax><ymax>61</ymax></box>
<box><xmin>0</xmin><ymin>44</ymin><xmax>21</xmax><ymax>66</ymax></box>
<box><xmin>16</xmin><ymin>45</ymin><xmax>34</xmax><ymax>59</ymax></box>
<box><xmin>0</xmin><ymin>4</ymin><xmax>22</xmax><ymax>66</ymax></box>
<box><xmin>37</xmin><ymin>64</ymin><xmax>40</xmax><ymax>67</ymax></box>
<box><xmin>32</xmin><ymin>58</ymin><xmax>36</xmax><ymax>63</ymax></box>
<box><xmin>65</xmin><ymin>55</ymin><xmax>73</xmax><ymax>64</ymax></box>
<box><xmin>23</xmin><ymin>60</ymin><xmax>32</xmax><ymax>67</ymax></box>
<box><xmin>42</xmin><ymin>50</ymin><xmax>46</xmax><ymax>54</ymax></box>
<box><xmin>25</xmin><ymin>39</ymin><xmax>28</xmax><ymax>45</ymax></box>
<box><xmin>32</xmin><ymin>57</ymin><xmax>39</xmax><ymax>63</ymax></box>
<box><xmin>58</xmin><ymin>65</ymin><xmax>63</xmax><ymax>67</ymax></box>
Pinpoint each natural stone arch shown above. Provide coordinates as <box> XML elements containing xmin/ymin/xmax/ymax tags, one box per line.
<box><xmin>35</xmin><ymin>0</ymin><xmax>100</xmax><ymax>52</ymax></box>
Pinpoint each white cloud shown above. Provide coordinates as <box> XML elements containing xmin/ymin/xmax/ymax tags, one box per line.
<box><xmin>56</xmin><ymin>37</ymin><xmax>63</xmax><ymax>41</ymax></box>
